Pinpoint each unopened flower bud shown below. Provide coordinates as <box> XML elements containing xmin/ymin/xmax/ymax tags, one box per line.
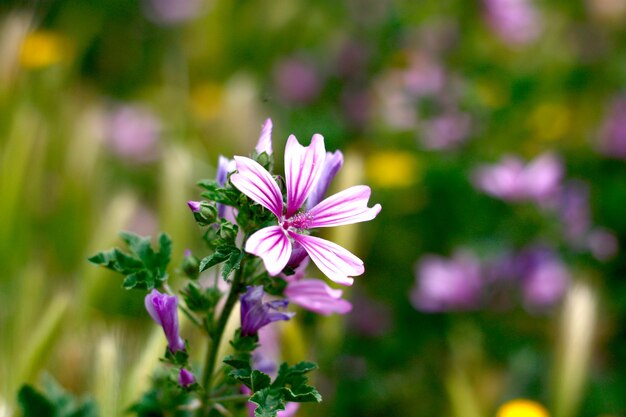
<box><xmin>188</xmin><ymin>201</ymin><xmax>218</xmax><ymax>226</ymax></box>
<box><xmin>178</xmin><ymin>368</ymin><xmax>196</xmax><ymax>388</ymax></box>
<box><xmin>181</xmin><ymin>249</ymin><xmax>200</xmax><ymax>280</ymax></box>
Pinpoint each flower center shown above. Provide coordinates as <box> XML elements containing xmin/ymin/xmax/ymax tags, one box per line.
<box><xmin>281</xmin><ymin>212</ymin><xmax>313</xmax><ymax>231</ymax></box>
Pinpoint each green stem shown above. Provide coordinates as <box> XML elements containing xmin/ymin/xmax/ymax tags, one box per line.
<box><xmin>201</xmin><ymin>262</ymin><xmax>246</xmax><ymax>401</ymax></box>
<box><xmin>209</xmin><ymin>394</ymin><xmax>250</xmax><ymax>404</ymax></box>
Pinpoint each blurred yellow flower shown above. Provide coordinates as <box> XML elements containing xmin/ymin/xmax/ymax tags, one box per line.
<box><xmin>528</xmin><ymin>103</ymin><xmax>570</xmax><ymax>142</ymax></box>
<box><xmin>19</xmin><ymin>30</ymin><xmax>69</xmax><ymax>69</ymax></box>
<box><xmin>191</xmin><ymin>82</ymin><xmax>223</xmax><ymax>121</ymax></box>
<box><xmin>366</xmin><ymin>150</ymin><xmax>420</xmax><ymax>188</ymax></box>
<box><xmin>496</xmin><ymin>399</ymin><xmax>550</xmax><ymax>417</ymax></box>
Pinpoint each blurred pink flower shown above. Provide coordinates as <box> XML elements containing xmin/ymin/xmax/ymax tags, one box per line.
<box><xmin>231</xmin><ymin>134</ymin><xmax>381</xmax><ymax>285</ymax></box>
<box><xmin>421</xmin><ymin>111</ymin><xmax>471</xmax><ymax>150</ymax></box>
<box><xmin>516</xmin><ymin>248</ymin><xmax>570</xmax><ymax>311</ymax></box>
<box><xmin>105</xmin><ymin>105</ymin><xmax>161</xmax><ymax>163</ymax></box>
<box><xmin>597</xmin><ymin>97</ymin><xmax>626</xmax><ymax>159</ymax></box>
<box><xmin>484</xmin><ymin>0</ymin><xmax>542</xmax><ymax>46</ymax></box>
<box><xmin>142</xmin><ymin>0</ymin><xmax>205</xmax><ymax>25</ymax></box>
<box><xmin>410</xmin><ymin>251</ymin><xmax>483</xmax><ymax>312</ymax></box>
<box><xmin>587</xmin><ymin>228</ymin><xmax>618</xmax><ymax>261</ymax></box>
<box><xmin>285</xmin><ymin>278</ymin><xmax>352</xmax><ymax>315</ymax></box>
<box><xmin>274</xmin><ymin>58</ymin><xmax>323</xmax><ymax>105</ymax></box>
<box><xmin>473</xmin><ymin>153</ymin><xmax>563</xmax><ymax>203</ymax></box>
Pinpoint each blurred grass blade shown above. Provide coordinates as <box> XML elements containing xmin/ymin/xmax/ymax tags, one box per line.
<box><xmin>15</xmin><ymin>293</ymin><xmax>70</xmax><ymax>388</ymax></box>
<box><xmin>552</xmin><ymin>281</ymin><xmax>597</xmax><ymax>417</ymax></box>
<box><xmin>93</xmin><ymin>333</ymin><xmax>120</xmax><ymax>416</ymax></box>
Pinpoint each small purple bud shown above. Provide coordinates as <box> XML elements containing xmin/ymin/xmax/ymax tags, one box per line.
<box><xmin>187</xmin><ymin>201</ymin><xmax>201</xmax><ymax>212</ymax></box>
<box><xmin>184</xmin><ymin>248</ymin><xmax>192</xmax><ymax>257</ymax></box>
<box><xmin>178</xmin><ymin>368</ymin><xmax>196</xmax><ymax>387</ymax></box>
<box><xmin>144</xmin><ymin>289</ymin><xmax>186</xmax><ymax>353</ymax></box>
<box><xmin>240</xmin><ymin>286</ymin><xmax>294</xmax><ymax>336</ymax></box>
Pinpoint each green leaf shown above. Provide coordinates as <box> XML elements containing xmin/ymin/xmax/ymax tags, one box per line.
<box><xmin>199</xmin><ymin>245</ymin><xmax>239</xmax><ymax>273</ymax></box>
<box><xmin>182</xmin><ymin>283</ymin><xmax>221</xmax><ymax>313</ymax></box>
<box><xmin>222</xmin><ymin>249</ymin><xmax>244</xmax><ymax>280</ymax></box>
<box><xmin>271</xmin><ymin>362</ymin><xmax>321</xmax><ymax>404</ymax></box>
<box><xmin>223</xmin><ymin>352</ymin><xmax>252</xmax><ymax>370</ymax></box>
<box><xmin>249</xmin><ymin>388</ymin><xmax>285</xmax><ymax>417</ymax></box>
<box><xmin>18</xmin><ymin>379</ymin><xmax>99</xmax><ymax>417</ymax></box>
<box><xmin>251</xmin><ymin>370</ymin><xmax>271</xmax><ymax>392</ymax></box>
<box><xmin>230</xmin><ymin>330</ymin><xmax>259</xmax><ymax>352</ymax></box>
<box><xmin>18</xmin><ymin>385</ymin><xmax>55</xmax><ymax>416</ymax></box>
<box><xmin>88</xmin><ymin>231</ymin><xmax>171</xmax><ymax>290</ymax></box>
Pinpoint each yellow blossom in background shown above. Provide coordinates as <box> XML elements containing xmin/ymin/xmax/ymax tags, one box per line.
<box><xmin>19</xmin><ymin>30</ymin><xmax>69</xmax><ymax>69</ymax></box>
<box><xmin>496</xmin><ymin>399</ymin><xmax>550</xmax><ymax>417</ymax></box>
<box><xmin>190</xmin><ymin>82</ymin><xmax>223</xmax><ymax>121</ymax></box>
<box><xmin>527</xmin><ymin>102</ymin><xmax>571</xmax><ymax>142</ymax></box>
<box><xmin>366</xmin><ymin>150</ymin><xmax>420</xmax><ymax>188</ymax></box>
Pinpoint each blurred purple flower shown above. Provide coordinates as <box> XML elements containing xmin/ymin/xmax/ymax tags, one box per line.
<box><xmin>421</xmin><ymin>111</ymin><xmax>472</xmax><ymax>150</ymax></box>
<box><xmin>554</xmin><ymin>180</ymin><xmax>591</xmax><ymax>242</ymax></box>
<box><xmin>274</xmin><ymin>58</ymin><xmax>323</xmax><ymax>105</ymax></box>
<box><xmin>597</xmin><ymin>97</ymin><xmax>626</xmax><ymax>159</ymax></box>
<box><xmin>473</xmin><ymin>153</ymin><xmax>563</xmax><ymax>203</ymax></box>
<box><xmin>484</xmin><ymin>0</ymin><xmax>542</xmax><ymax>46</ymax></box>
<box><xmin>285</xmin><ymin>279</ymin><xmax>352</xmax><ymax>315</ymax></box>
<box><xmin>410</xmin><ymin>251</ymin><xmax>483</xmax><ymax>312</ymax></box>
<box><xmin>341</xmin><ymin>89</ymin><xmax>372</xmax><ymax>128</ymax></box>
<box><xmin>336</xmin><ymin>40</ymin><xmax>369</xmax><ymax>78</ymax></box>
<box><xmin>142</xmin><ymin>0</ymin><xmax>205</xmax><ymax>25</ymax></box>
<box><xmin>178</xmin><ymin>368</ymin><xmax>196</xmax><ymax>387</ymax></box>
<box><xmin>587</xmin><ymin>228</ymin><xmax>619</xmax><ymax>261</ymax></box>
<box><xmin>144</xmin><ymin>289</ymin><xmax>185</xmax><ymax>353</ymax></box>
<box><xmin>240</xmin><ymin>286</ymin><xmax>294</xmax><ymax>336</ymax></box>
<box><xmin>403</xmin><ymin>53</ymin><xmax>446</xmax><ymax>98</ymax></box>
<box><xmin>515</xmin><ymin>248</ymin><xmax>570</xmax><ymax>311</ymax></box>
<box><xmin>105</xmin><ymin>105</ymin><xmax>161</xmax><ymax>163</ymax></box>
<box><xmin>348</xmin><ymin>290</ymin><xmax>392</xmax><ymax>337</ymax></box>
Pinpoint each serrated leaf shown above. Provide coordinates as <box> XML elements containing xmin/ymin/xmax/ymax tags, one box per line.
<box><xmin>230</xmin><ymin>368</ymin><xmax>252</xmax><ymax>388</ymax></box>
<box><xmin>249</xmin><ymin>388</ymin><xmax>285</xmax><ymax>417</ymax></box>
<box><xmin>120</xmin><ymin>231</ymin><xmax>154</xmax><ymax>266</ymax></box>
<box><xmin>251</xmin><ymin>370</ymin><xmax>271</xmax><ymax>392</ymax></box>
<box><xmin>230</xmin><ymin>330</ymin><xmax>259</xmax><ymax>352</ymax></box>
<box><xmin>18</xmin><ymin>379</ymin><xmax>99</xmax><ymax>417</ymax></box>
<box><xmin>282</xmin><ymin>381</ymin><xmax>322</xmax><ymax>403</ymax></box>
<box><xmin>157</xmin><ymin>233</ymin><xmax>172</xmax><ymax>269</ymax></box>
<box><xmin>222</xmin><ymin>249</ymin><xmax>244</xmax><ymax>279</ymax></box>
<box><xmin>199</xmin><ymin>245</ymin><xmax>240</xmax><ymax>273</ymax></box>
<box><xmin>223</xmin><ymin>353</ymin><xmax>252</xmax><ymax>370</ymax></box>
<box><xmin>182</xmin><ymin>283</ymin><xmax>221</xmax><ymax>312</ymax></box>
<box><xmin>89</xmin><ymin>232</ymin><xmax>171</xmax><ymax>290</ymax></box>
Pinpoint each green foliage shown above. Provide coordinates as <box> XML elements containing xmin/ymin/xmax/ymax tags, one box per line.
<box><xmin>88</xmin><ymin>232</ymin><xmax>172</xmax><ymax>290</ymax></box>
<box><xmin>18</xmin><ymin>378</ymin><xmax>98</xmax><ymax>417</ymax></box>
<box><xmin>129</xmin><ymin>371</ymin><xmax>195</xmax><ymax>417</ymax></box>
<box><xmin>199</xmin><ymin>244</ymin><xmax>244</xmax><ymax>280</ymax></box>
<box><xmin>181</xmin><ymin>282</ymin><xmax>222</xmax><ymax>313</ymax></box>
<box><xmin>198</xmin><ymin>179</ymin><xmax>241</xmax><ymax>208</ymax></box>
<box><xmin>225</xmin><ymin>354</ymin><xmax>322</xmax><ymax>417</ymax></box>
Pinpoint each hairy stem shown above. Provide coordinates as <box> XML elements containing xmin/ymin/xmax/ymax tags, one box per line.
<box><xmin>200</xmin><ymin>261</ymin><xmax>246</xmax><ymax>409</ymax></box>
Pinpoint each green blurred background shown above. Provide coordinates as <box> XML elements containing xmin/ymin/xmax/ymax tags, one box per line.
<box><xmin>1</xmin><ymin>0</ymin><xmax>626</xmax><ymax>416</ymax></box>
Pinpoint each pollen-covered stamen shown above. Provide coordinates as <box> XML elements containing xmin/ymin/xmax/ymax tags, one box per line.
<box><xmin>282</xmin><ymin>211</ymin><xmax>313</xmax><ymax>231</ymax></box>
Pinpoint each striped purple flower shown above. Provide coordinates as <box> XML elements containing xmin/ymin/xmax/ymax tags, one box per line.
<box><xmin>231</xmin><ymin>134</ymin><xmax>381</xmax><ymax>285</ymax></box>
<box><xmin>240</xmin><ymin>286</ymin><xmax>294</xmax><ymax>336</ymax></box>
<box><xmin>144</xmin><ymin>289</ymin><xmax>185</xmax><ymax>353</ymax></box>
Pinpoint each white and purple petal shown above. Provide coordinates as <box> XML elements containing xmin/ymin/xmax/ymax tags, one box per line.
<box><xmin>307</xmin><ymin>185</ymin><xmax>382</xmax><ymax>228</ymax></box>
<box><xmin>285</xmin><ymin>278</ymin><xmax>352</xmax><ymax>315</ymax></box>
<box><xmin>245</xmin><ymin>226</ymin><xmax>292</xmax><ymax>276</ymax></box>
<box><xmin>231</xmin><ymin>156</ymin><xmax>284</xmax><ymax>218</ymax></box>
<box><xmin>290</xmin><ymin>233</ymin><xmax>364</xmax><ymax>285</ymax></box>
<box><xmin>284</xmin><ymin>134</ymin><xmax>326</xmax><ymax>218</ymax></box>
<box><xmin>306</xmin><ymin>150</ymin><xmax>344</xmax><ymax>210</ymax></box>
<box><xmin>255</xmin><ymin>118</ymin><xmax>273</xmax><ymax>155</ymax></box>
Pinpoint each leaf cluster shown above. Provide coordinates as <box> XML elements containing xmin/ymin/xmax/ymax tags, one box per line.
<box><xmin>87</xmin><ymin>232</ymin><xmax>172</xmax><ymax>290</ymax></box>
<box><xmin>18</xmin><ymin>377</ymin><xmax>98</xmax><ymax>417</ymax></box>
<box><xmin>130</xmin><ymin>370</ymin><xmax>195</xmax><ymax>417</ymax></box>
<box><xmin>225</xmin><ymin>344</ymin><xmax>322</xmax><ymax>417</ymax></box>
